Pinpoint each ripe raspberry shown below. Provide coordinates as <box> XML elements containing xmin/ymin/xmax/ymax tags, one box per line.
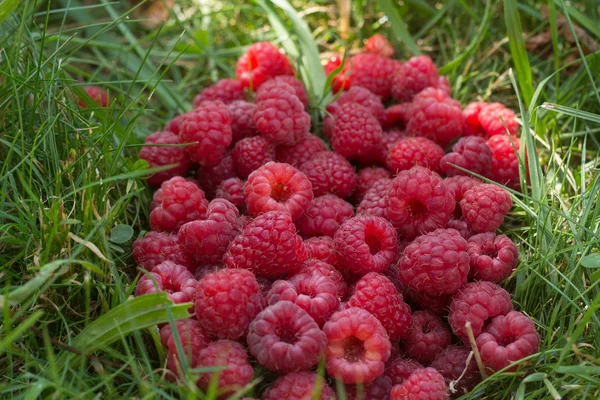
<box><xmin>334</xmin><ymin>216</ymin><xmax>398</xmax><ymax>275</ymax></box>
<box><xmin>135</xmin><ymin>261</ymin><xmax>197</xmax><ymax>304</ymax></box>
<box><xmin>272</xmin><ymin>75</ymin><xmax>309</xmax><ymax>109</ymax></box>
<box><xmin>353</xmin><ymin>167</ymin><xmax>392</xmax><ymax>204</ymax></box>
<box><xmin>440</xmin><ymin>136</ymin><xmax>492</xmax><ymax>178</ymax></box>
<box><xmin>327</xmin><ymin>86</ymin><xmax>386</xmax><ymax>125</ymax></box>
<box><xmin>304</xmin><ymin>236</ymin><xmax>339</xmax><ymax>267</ymax></box>
<box><xmin>196</xmin><ymin>340</ymin><xmax>254</xmax><ymax>397</ymax></box>
<box><xmin>448</xmin><ymin>281</ymin><xmax>513</xmax><ymax>343</ymax></box>
<box><xmin>300</xmin><ymin>258</ymin><xmax>347</xmax><ymax>298</ymax></box>
<box><xmin>348</xmin><ymin>53</ymin><xmax>399</xmax><ymax>99</ymax></box>
<box><xmin>244</xmin><ymin>162</ymin><xmax>313</xmax><ymax>220</ymax></box>
<box><xmin>331</xmin><ymin>103</ymin><xmax>383</xmax><ymax>163</ymax></box>
<box><xmin>324</xmin><ymin>307</ymin><xmax>391</xmax><ymax>384</ymax></box>
<box><xmin>408</xmin><ymin>290</ymin><xmax>452</xmax><ymax>316</ymax></box>
<box><xmin>476</xmin><ymin>311</ymin><xmax>540</xmax><ymax>372</ymax></box>
<box><xmin>488</xmin><ymin>134</ymin><xmax>521</xmax><ymax>189</ymax></box>
<box><xmin>324</xmin><ymin>55</ymin><xmax>350</xmax><ymax>93</ymax></box>
<box><xmin>464</xmin><ymin>102</ymin><xmax>518</xmax><ymax>137</ymax></box>
<box><xmin>403</xmin><ymin>310</ymin><xmax>451</xmax><ymax>363</ymax></box>
<box><xmin>263</xmin><ymin>372</ymin><xmax>335</xmax><ymax>400</ymax></box>
<box><xmin>275</xmin><ymin>133</ymin><xmax>326</xmax><ymax>168</ymax></box>
<box><xmin>196</xmin><ymin>151</ymin><xmax>235</xmax><ymax>196</ymax></box>
<box><xmin>460</xmin><ymin>184</ymin><xmax>512</xmax><ymax>233</ymax></box>
<box><xmin>378</xmin><ymin>130</ymin><xmax>407</xmax><ymax>163</ymax></box>
<box><xmin>398</xmin><ymin>228</ymin><xmax>469</xmax><ymax>295</ymax></box>
<box><xmin>385</xmin><ymin>358</ymin><xmax>423</xmax><ymax>386</ymax></box>
<box><xmin>436</xmin><ymin>76</ymin><xmax>452</xmax><ymax>97</ymax></box>
<box><xmin>387</xmin><ymin>137</ymin><xmax>445</xmax><ymax>174</ymax></box>
<box><xmin>228</xmin><ymin>100</ymin><xmax>258</xmax><ymax>143</ymax></box>
<box><xmin>236</xmin><ymin>42</ymin><xmax>294</xmax><ymax>90</ymax></box>
<box><xmin>224</xmin><ymin>211</ymin><xmax>307</xmax><ymax>277</ymax></box>
<box><xmin>296</xmin><ymin>195</ymin><xmax>354</xmax><ymax>238</ymax></box>
<box><xmin>345</xmin><ymin>375</ymin><xmax>394</xmax><ymax>400</ymax></box>
<box><xmin>193</xmin><ymin>264</ymin><xmax>224</xmax><ymax>280</ymax></box>
<box><xmin>140</xmin><ymin>131</ymin><xmax>191</xmax><ymax>187</ymax></box>
<box><xmin>165</xmin><ymin>114</ymin><xmax>185</xmax><ymax>135</ymax></box>
<box><xmin>356</xmin><ymin>178</ymin><xmax>391</xmax><ymax>220</ymax></box>
<box><xmin>215</xmin><ymin>177</ymin><xmax>245</xmax><ymax>210</ymax></box>
<box><xmin>444</xmin><ymin>176</ymin><xmax>482</xmax><ymax>209</ymax></box>
<box><xmin>77</xmin><ymin>85</ymin><xmax>108</xmax><ymax>108</ymax></box>
<box><xmin>365</xmin><ymin>34</ymin><xmax>395</xmax><ymax>58</ymax></box>
<box><xmin>348</xmin><ymin>273</ymin><xmax>412</xmax><ymax>340</ymax></box>
<box><xmin>384</xmin><ymin>103</ymin><xmax>412</xmax><ymax>129</ymax></box>
<box><xmin>391</xmin><ymin>56</ymin><xmax>439</xmax><ymax>102</ymax></box>
<box><xmin>467</xmin><ymin>233</ymin><xmax>518</xmax><ymax>283</ymax></box>
<box><xmin>406</xmin><ymin>88</ymin><xmax>463</xmax><ymax>146</ymax></box>
<box><xmin>300</xmin><ymin>151</ymin><xmax>356</xmax><ymax>198</ymax></box>
<box><xmin>180</xmin><ymin>102</ymin><xmax>232</xmax><ymax>166</ymax></box>
<box><xmin>254</xmin><ymin>80</ymin><xmax>310</xmax><ymax>145</ymax></box>
<box><xmin>193</xmin><ymin>79</ymin><xmax>245</xmax><ymax>107</ymax></box>
<box><xmin>161</xmin><ymin>320</ymin><xmax>208</xmax><ymax>378</ymax></box>
<box><xmin>232</xmin><ymin>135</ymin><xmax>276</xmax><ymax>179</ymax></box>
<box><xmin>445</xmin><ymin>219</ymin><xmax>472</xmax><ymax>239</ymax></box>
<box><xmin>150</xmin><ymin>176</ymin><xmax>209</xmax><ymax>232</ymax></box>
<box><xmin>430</xmin><ymin>345</ymin><xmax>480</xmax><ymax>394</ymax></box>
<box><xmin>387</xmin><ymin>166</ymin><xmax>455</xmax><ymax>238</ymax></box>
<box><xmin>132</xmin><ymin>231</ymin><xmax>193</xmax><ymax>272</ymax></box>
<box><xmin>247</xmin><ymin>301</ymin><xmax>326</xmax><ymax>372</ymax></box>
<box><xmin>462</xmin><ymin>102</ymin><xmax>486</xmax><ymax>137</ymax></box>
<box><xmin>390</xmin><ymin>368</ymin><xmax>448</xmax><ymax>400</ymax></box>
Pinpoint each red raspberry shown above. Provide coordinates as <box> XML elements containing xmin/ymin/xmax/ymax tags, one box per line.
<box><xmin>228</xmin><ymin>100</ymin><xmax>258</xmax><ymax>143</ymax></box>
<box><xmin>430</xmin><ymin>345</ymin><xmax>481</xmax><ymax>394</ymax></box>
<box><xmin>387</xmin><ymin>166</ymin><xmax>455</xmax><ymax>239</ymax></box>
<box><xmin>406</xmin><ymin>88</ymin><xmax>463</xmax><ymax>146</ymax></box>
<box><xmin>348</xmin><ymin>53</ymin><xmax>399</xmax><ymax>99</ymax></box>
<box><xmin>301</xmin><ymin>258</ymin><xmax>347</xmax><ymax>298</ymax></box>
<box><xmin>436</xmin><ymin>76</ymin><xmax>451</xmax><ymax>97</ymax></box>
<box><xmin>331</xmin><ymin>103</ymin><xmax>383</xmax><ymax>163</ymax></box>
<box><xmin>488</xmin><ymin>134</ymin><xmax>521</xmax><ymax>189</ymax></box>
<box><xmin>165</xmin><ymin>114</ymin><xmax>185</xmax><ymax>135</ymax></box>
<box><xmin>275</xmin><ymin>133</ymin><xmax>326</xmax><ymax>167</ymax></box>
<box><xmin>78</xmin><ymin>85</ymin><xmax>108</xmax><ymax>108</ymax></box>
<box><xmin>272</xmin><ymin>75</ymin><xmax>309</xmax><ymax>108</ymax></box>
<box><xmin>327</xmin><ymin>86</ymin><xmax>386</xmax><ymax>125</ymax></box>
<box><xmin>440</xmin><ymin>136</ymin><xmax>492</xmax><ymax>178</ymax></box>
<box><xmin>132</xmin><ymin>231</ymin><xmax>193</xmax><ymax>272</ymax></box>
<box><xmin>345</xmin><ymin>375</ymin><xmax>394</xmax><ymax>400</ymax></box>
<box><xmin>161</xmin><ymin>320</ymin><xmax>208</xmax><ymax>378</ymax></box>
<box><xmin>150</xmin><ymin>176</ymin><xmax>209</xmax><ymax>232</ymax></box>
<box><xmin>390</xmin><ymin>367</ymin><xmax>449</xmax><ymax>400</ymax></box>
<box><xmin>232</xmin><ymin>135</ymin><xmax>276</xmax><ymax>179</ymax></box>
<box><xmin>465</xmin><ymin>102</ymin><xmax>519</xmax><ymax>138</ymax></box>
<box><xmin>140</xmin><ymin>131</ymin><xmax>191</xmax><ymax>186</ymax></box>
<box><xmin>408</xmin><ymin>291</ymin><xmax>452</xmax><ymax>316</ymax></box>
<box><xmin>353</xmin><ymin>167</ymin><xmax>392</xmax><ymax>204</ymax></box>
<box><xmin>391</xmin><ymin>56</ymin><xmax>439</xmax><ymax>102</ymax></box>
<box><xmin>236</xmin><ymin>42</ymin><xmax>294</xmax><ymax>90</ymax></box>
<box><xmin>324</xmin><ymin>55</ymin><xmax>351</xmax><ymax>93</ymax></box>
<box><xmin>448</xmin><ymin>281</ymin><xmax>513</xmax><ymax>343</ymax></box>
<box><xmin>254</xmin><ymin>80</ymin><xmax>310</xmax><ymax>145</ymax></box>
<box><xmin>324</xmin><ymin>307</ymin><xmax>391</xmax><ymax>384</ymax></box>
<box><xmin>196</xmin><ymin>340</ymin><xmax>254</xmax><ymax>397</ymax></box>
<box><xmin>304</xmin><ymin>236</ymin><xmax>339</xmax><ymax>267</ymax></box>
<box><xmin>385</xmin><ymin>358</ymin><xmax>423</xmax><ymax>386</ymax></box>
<box><xmin>224</xmin><ymin>211</ymin><xmax>307</xmax><ymax>277</ymax></box>
<box><xmin>196</xmin><ymin>151</ymin><xmax>235</xmax><ymax>196</ymax></box>
<box><xmin>476</xmin><ymin>311</ymin><xmax>540</xmax><ymax>372</ymax></box>
<box><xmin>244</xmin><ymin>162</ymin><xmax>313</xmax><ymax>220</ymax></box>
<box><xmin>348</xmin><ymin>273</ymin><xmax>412</xmax><ymax>340</ymax></box>
<box><xmin>135</xmin><ymin>261</ymin><xmax>196</xmax><ymax>304</ymax></box>
<box><xmin>462</xmin><ymin>102</ymin><xmax>487</xmax><ymax>137</ymax></box>
<box><xmin>215</xmin><ymin>177</ymin><xmax>245</xmax><ymax>210</ymax></box>
<box><xmin>193</xmin><ymin>264</ymin><xmax>224</xmax><ymax>280</ymax></box>
<box><xmin>296</xmin><ymin>195</ymin><xmax>354</xmax><ymax>238</ymax></box>
<box><xmin>193</xmin><ymin>79</ymin><xmax>245</xmax><ymax>107</ymax></box>
<box><xmin>365</xmin><ymin>34</ymin><xmax>395</xmax><ymax>58</ymax></box>
<box><xmin>445</xmin><ymin>218</ymin><xmax>472</xmax><ymax>239</ymax></box>
<box><xmin>445</xmin><ymin>176</ymin><xmax>482</xmax><ymax>207</ymax></box>
<box><xmin>384</xmin><ymin>103</ymin><xmax>412</xmax><ymax>129</ymax></box>
<box><xmin>248</xmin><ymin>301</ymin><xmax>326</xmax><ymax>372</ymax></box>
<box><xmin>300</xmin><ymin>151</ymin><xmax>356</xmax><ymax>198</ymax></box>
<box><xmin>387</xmin><ymin>137</ymin><xmax>445</xmax><ymax>174</ymax></box>
<box><xmin>467</xmin><ymin>232</ymin><xmax>518</xmax><ymax>282</ymax></box>
<box><xmin>378</xmin><ymin>130</ymin><xmax>407</xmax><ymax>163</ymax></box>
<box><xmin>263</xmin><ymin>372</ymin><xmax>336</xmax><ymax>400</ymax></box>
<box><xmin>460</xmin><ymin>184</ymin><xmax>512</xmax><ymax>233</ymax></box>
<box><xmin>398</xmin><ymin>228</ymin><xmax>469</xmax><ymax>296</ymax></box>
<box><xmin>334</xmin><ymin>216</ymin><xmax>398</xmax><ymax>275</ymax></box>
<box><xmin>403</xmin><ymin>310</ymin><xmax>451</xmax><ymax>363</ymax></box>
<box><xmin>357</xmin><ymin>178</ymin><xmax>391</xmax><ymax>220</ymax></box>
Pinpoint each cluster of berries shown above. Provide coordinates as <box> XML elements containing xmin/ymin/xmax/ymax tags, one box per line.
<box><xmin>131</xmin><ymin>35</ymin><xmax>538</xmax><ymax>399</ymax></box>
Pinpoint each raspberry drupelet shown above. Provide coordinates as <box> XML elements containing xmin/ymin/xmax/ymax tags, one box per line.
<box><xmin>300</xmin><ymin>151</ymin><xmax>357</xmax><ymax>198</ymax></box>
<box><xmin>275</xmin><ymin>133</ymin><xmax>326</xmax><ymax>167</ymax></box>
<box><xmin>386</xmin><ymin>137</ymin><xmax>445</xmax><ymax>174</ymax></box>
<box><xmin>460</xmin><ymin>184</ymin><xmax>512</xmax><ymax>233</ymax></box>
<box><xmin>132</xmin><ymin>231</ymin><xmax>193</xmax><ymax>272</ymax></box>
<box><xmin>347</xmin><ymin>53</ymin><xmax>399</xmax><ymax>99</ymax></box>
<box><xmin>488</xmin><ymin>134</ymin><xmax>521</xmax><ymax>189</ymax></box>
<box><xmin>330</xmin><ymin>103</ymin><xmax>383</xmax><ymax>163</ymax></box>
<box><xmin>440</xmin><ymin>136</ymin><xmax>493</xmax><ymax>178</ymax></box>
<box><xmin>403</xmin><ymin>310</ymin><xmax>452</xmax><ymax>364</ymax></box>
<box><xmin>357</xmin><ymin>178</ymin><xmax>391</xmax><ymax>220</ymax></box>
<box><xmin>365</xmin><ymin>34</ymin><xmax>395</xmax><ymax>58</ymax></box>
<box><xmin>228</xmin><ymin>100</ymin><xmax>258</xmax><ymax>143</ymax></box>
<box><xmin>232</xmin><ymin>135</ymin><xmax>276</xmax><ymax>179</ymax></box>
<box><xmin>150</xmin><ymin>176</ymin><xmax>209</xmax><ymax>232</ymax></box>
<box><xmin>353</xmin><ymin>167</ymin><xmax>392</xmax><ymax>204</ymax></box>
<box><xmin>215</xmin><ymin>177</ymin><xmax>246</xmax><ymax>211</ymax></box>
<box><xmin>193</xmin><ymin>79</ymin><xmax>245</xmax><ymax>106</ymax></box>
<box><xmin>391</xmin><ymin>55</ymin><xmax>439</xmax><ymax>103</ymax></box>
<box><xmin>263</xmin><ymin>372</ymin><xmax>336</xmax><ymax>400</ymax></box>
<box><xmin>300</xmin><ymin>258</ymin><xmax>347</xmax><ymax>298</ymax></box>
<box><xmin>235</xmin><ymin>42</ymin><xmax>294</xmax><ymax>90</ymax></box>
<box><xmin>135</xmin><ymin>261</ymin><xmax>197</xmax><ymax>304</ymax></box>
<box><xmin>431</xmin><ymin>345</ymin><xmax>481</xmax><ymax>394</ymax></box>
<box><xmin>140</xmin><ymin>131</ymin><xmax>191</xmax><ymax>187</ymax></box>
<box><xmin>196</xmin><ymin>151</ymin><xmax>236</xmax><ymax>197</ymax></box>
<box><xmin>304</xmin><ymin>236</ymin><xmax>340</xmax><ymax>268</ymax></box>
<box><xmin>390</xmin><ymin>367</ymin><xmax>449</xmax><ymax>400</ymax></box>
<box><xmin>467</xmin><ymin>232</ymin><xmax>518</xmax><ymax>282</ymax></box>
<box><xmin>385</xmin><ymin>358</ymin><xmax>423</xmax><ymax>386</ymax></box>
<box><xmin>296</xmin><ymin>194</ymin><xmax>354</xmax><ymax>238</ymax></box>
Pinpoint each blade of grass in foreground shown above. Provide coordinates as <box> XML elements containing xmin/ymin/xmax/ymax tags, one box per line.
<box><xmin>504</xmin><ymin>0</ymin><xmax>534</xmax><ymax>106</ymax></box>
<box><xmin>379</xmin><ymin>0</ymin><xmax>421</xmax><ymax>56</ymax></box>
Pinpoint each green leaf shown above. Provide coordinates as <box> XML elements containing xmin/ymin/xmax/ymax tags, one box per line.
<box><xmin>379</xmin><ymin>0</ymin><xmax>421</xmax><ymax>56</ymax></box>
<box><xmin>503</xmin><ymin>0</ymin><xmax>534</xmax><ymax>106</ymax></box>
<box><xmin>109</xmin><ymin>224</ymin><xmax>134</xmax><ymax>244</ymax></box>
<box><xmin>580</xmin><ymin>254</ymin><xmax>600</xmax><ymax>268</ymax></box>
<box><xmin>0</xmin><ymin>0</ymin><xmax>19</xmax><ymax>24</ymax></box>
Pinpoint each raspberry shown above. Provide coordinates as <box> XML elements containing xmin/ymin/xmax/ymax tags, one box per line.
<box><xmin>353</xmin><ymin>167</ymin><xmax>392</xmax><ymax>204</ymax></box>
<box><xmin>390</xmin><ymin>368</ymin><xmax>448</xmax><ymax>400</ymax></box>
<box><xmin>387</xmin><ymin>166</ymin><xmax>455</xmax><ymax>239</ymax></box>
<box><xmin>348</xmin><ymin>273</ymin><xmax>412</xmax><ymax>340</ymax></box>
<box><xmin>248</xmin><ymin>301</ymin><xmax>326</xmax><ymax>372</ymax></box>
<box><xmin>196</xmin><ymin>340</ymin><xmax>254</xmax><ymax>397</ymax></box>
<box><xmin>132</xmin><ymin>231</ymin><xmax>193</xmax><ymax>272</ymax></box>
<box><xmin>331</xmin><ymin>103</ymin><xmax>383</xmax><ymax>163</ymax></box>
<box><xmin>408</xmin><ymin>291</ymin><xmax>452</xmax><ymax>316</ymax></box>
<box><xmin>465</xmin><ymin>102</ymin><xmax>518</xmax><ymax>138</ymax></box>
<box><xmin>276</xmin><ymin>133</ymin><xmax>326</xmax><ymax>167</ymax></box>
<box><xmin>365</xmin><ymin>34</ymin><xmax>395</xmax><ymax>58</ymax></box>
<box><xmin>296</xmin><ymin>195</ymin><xmax>354</xmax><ymax>238</ymax></box>
<box><xmin>224</xmin><ymin>211</ymin><xmax>307</xmax><ymax>277</ymax></box>
<box><xmin>488</xmin><ymin>134</ymin><xmax>521</xmax><ymax>189</ymax></box>
<box><xmin>140</xmin><ymin>131</ymin><xmax>191</xmax><ymax>186</ymax></box>
<box><xmin>460</xmin><ymin>184</ymin><xmax>512</xmax><ymax>233</ymax></box>
<box><xmin>384</xmin><ymin>103</ymin><xmax>412</xmax><ymax>129</ymax></box>
<box><xmin>161</xmin><ymin>320</ymin><xmax>208</xmax><ymax>379</ymax></box>
<box><xmin>385</xmin><ymin>358</ymin><xmax>423</xmax><ymax>386</ymax></box>
<box><xmin>406</xmin><ymin>88</ymin><xmax>463</xmax><ymax>146</ymax></box>
<box><xmin>215</xmin><ymin>177</ymin><xmax>246</xmax><ymax>210</ymax></box>
<box><xmin>300</xmin><ymin>151</ymin><xmax>356</xmax><ymax>198</ymax></box>
<box><xmin>386</xmin><ymin>137</ymin><xmax>445</xmax><ymax>174</ymax></box>
<box><xmin>272</xmin><ymin>75</ymin><xmax>309</xmax><ymax>109</ymax></box>
<box><xmin>462</xmin><ymin>102</ymin><xmax>486</xmax><ymax>137</ymax></box>
<box><xmin>135</xmin><ymin>261</ymin><xmax>197</xmax><ymax>304</ymax></box>
<box><xmin>196</xmin><ymin>151</ymin><xmax>236</xmax><ymax>196</ymax></box>
<box><xmin>345</xmin><ymin>375</ymin><xmax>394</xmax><ymax>400</ymax></box>
<box><xmin>194</xmin><ymin>264</ymin><xmax>224</xmax><ymax>280</ymax></box>
<box><xmin>301</xmin><ymin>258</ymin><xmax>347</xmax><ymax>298</ymax></box>
<box><xmin>232</xmin><ymin>135</ymin><xmax>276</xmax><ymax>179</ymax></box>
<box><xmin>236</xmin><ymin>214</ymin><xmax>253</xmax><ymax>230</ymax></box>
<box><xmin>77</xmin><ymin>85</ymin><xmax>108</xmax><ymax>108</ymax></box>
<box><xmin>467</xmin><ymin>233</ymin><xmax>518</xmax><ymax>283</ymax></box>
<box><xmin>228</xmin><ymin>100</ymin><xmax>258</xmax><ymax>143</ymax></box>
<box><xmin>391</xmin><ymin>56</ymin><xmax>439</xmax><ymax>102</ymax></box>
<box><xmin>430</xmin><ymin>345</ymin><xmax>480</xmax><ymax>394</ymax></box>
<box><xmin>236</xmin><ymin>42</ymin><xmax>294</xmax><ymax>90</ymax></box>
<box><xmin>304</xmin><ymin>236</ymin><xmax>339</xmax><ymax>267</ymax></box>
<box><xmin>263</xmin><ymin>372</ymin><xmax>336</xmax><ymax>400</ymax></box>
<box><xmin>445</xmin><ymin>176</ymin><xmax>482</xmax><ymax>209</ymax></box>
<box><xmin>448</xmin><ymin>281</ymin><xmax>513</xmax><ymax>343</ymax></box>
<box><xmin>348</xmin><ymin>53</ymin><xmax>399</xmax><ymax>99</ymax></box>
<box><xmin>324</xmin><ymin>307</ymin><xmax>391</xmax><ymax>384</ymax></box>
<box><xmin>398</xmin><ymin>228</ymin><xmax>469</xmax><ymax>295</ymax></box>
<box><xmin>445</xmin><ymin>219</ymin><xmax>472</xmax><ymax>239</ymax></box>
<box><xmin>476</xmin><ymin>311</ymin><xmax>540</xmax><ymax>372</ymax></box>
<box><xmin>356</xmin><ymin>178</ymin><xmax>391</xmax><ymax>220</ymax></box>
<box><xmin>436</xmin><ymin>76</ymin><xmax>452</xmax><ymax>97</ymax></box>
<box><xmin>334</xmin><ymin>216</ymin><xmax>398</xmax><ymax>275</ymax></box>
<box><xmin>378</xmin><ymin>130</ymin><xmax>406</xmax><ymax>163</ymax></box>
<box><xmin>165</xmin><ymin>114</ymin><xmax>185</xmax><ymax>135</ymax></box>
<box><xmin>254</xmin><ymin>80</ymin><xmax>310</xmax><ymax>145</ymax></box>
<box><xmin>403</xmin><ymin>310</ymin><xmax>451</xmax><ymax>363</ymax></box>
<box><xmin>150</xmin><ymin>177</ymin><xmax>209</xmax><ymax>232</ymax></box>
<box><xmin>324</xmin><ymin>55</ymin><xmax>351</xmax><ymax>93</ymax></box>
<box><xmin>193</xmin><ymin>79</ymin><xmax>245</xmax><ymax>106</ymax></box>
<box><xmin>244</xmin><ymin>162</ymin><xmax>313</xmax><ymax>220</ymax></box>
<box><xmin>440</xmin><ymin>136</ymin><xmax>492</xmax><ymax>178</ymax></box>
<box><xmin>327</xmin><ymin>86</ymin><xmax>386</xmax><ymax>125</ymax></box>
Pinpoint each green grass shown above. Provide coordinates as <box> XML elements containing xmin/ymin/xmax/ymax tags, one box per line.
<box><xmin>1</xmin><ymin>0</ymin><xmax>599</xmax><ymax>398</ymax></box>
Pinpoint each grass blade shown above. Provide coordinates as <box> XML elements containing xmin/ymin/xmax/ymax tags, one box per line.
<box><xmin>379</xmin><ymin>0</ymin><xmax>421</xmax><ymax>56</ymax></box>
<box><xmin>0</xmin><ymin>0</ymin><xmax>19</xmax><ymax>24</ymax></box>
<box><xmin>503</xmin><ymin>0</ymin><xmax>534</xmax><ymax>106</ymax></box>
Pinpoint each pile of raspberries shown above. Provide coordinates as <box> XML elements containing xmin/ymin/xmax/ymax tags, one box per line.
<box><xmin>132</xmin><ymin>35</ymin><xmax>538</xmax><ymax>399</ymax></box>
